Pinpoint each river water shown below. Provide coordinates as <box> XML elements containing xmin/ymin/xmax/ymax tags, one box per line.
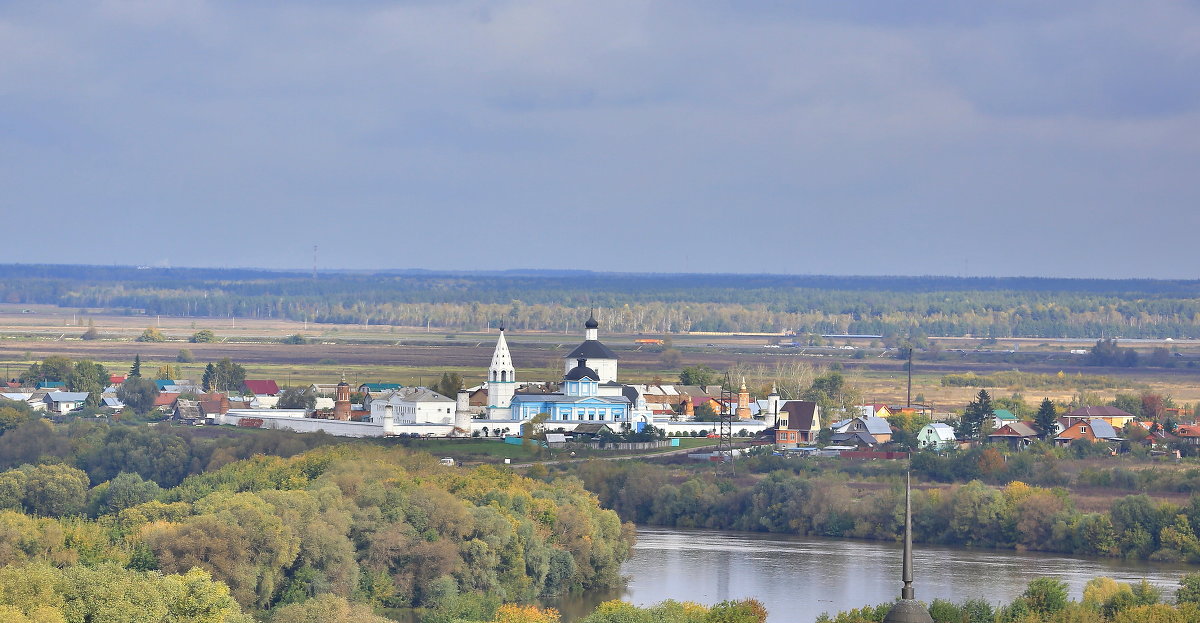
<box><xmin>553</xmin><ymin>527</ymin><xmax>1199</xmax><ymax>622</ymax></box>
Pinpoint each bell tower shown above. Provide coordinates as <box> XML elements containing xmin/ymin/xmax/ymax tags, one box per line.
<box><xmin>487</xmin><ymin>326</ymin><xmax>516</xmax><ymax>415</ymax></box>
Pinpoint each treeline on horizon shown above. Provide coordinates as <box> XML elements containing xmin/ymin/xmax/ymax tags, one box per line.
<box><xmin>3</xmin><ymin>264</ymin><xmax>1200</xmax><ymax>338</ymax></box>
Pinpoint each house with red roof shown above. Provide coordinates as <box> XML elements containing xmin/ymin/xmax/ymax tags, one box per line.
<box><xmin>1173</xmin><ymin>424</ymin><xmax>1200</xmax><ymax>446</ymax></box>
<box><xmin>243</xmin><ymin>380</ymin><xmax>281</xmax><ymax>396</ymax></box>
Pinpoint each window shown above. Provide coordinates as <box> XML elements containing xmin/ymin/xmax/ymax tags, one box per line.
<box><xmin>1080</xmin><ymin>426</ymin><xmax>1087</xmax><ymax>433</ymax></box>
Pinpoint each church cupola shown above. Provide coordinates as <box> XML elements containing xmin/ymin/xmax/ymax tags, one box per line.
<box><xmin>564</xmin><ymin>309</ymin><xmax>619</xmax><ymax>383</ymax></box>
<box><xmin>585</xmin><ymin>310</ymin><xmax>599</xmax><ymax>341</ymax></box>
<box><xmin>563</xmin><ymin>357</ymin><xmax>599</xmax><ymax>396</ymax></box>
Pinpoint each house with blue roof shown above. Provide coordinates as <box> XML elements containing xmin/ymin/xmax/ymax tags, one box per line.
<box><xmin>831</xmin><ymin>416</ymin><xmax>893</xmax><ymax>446</ymax></box>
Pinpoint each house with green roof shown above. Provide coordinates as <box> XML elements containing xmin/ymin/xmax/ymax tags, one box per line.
<box><xmin>359</xmin><ymin>382</ymin><xmax>403</xmax><ymax>395</ymax></box>
<box><xmin>991</xmin><ymin>409</ymin><xmax>1019</xmax><ymax>430</ymax></box>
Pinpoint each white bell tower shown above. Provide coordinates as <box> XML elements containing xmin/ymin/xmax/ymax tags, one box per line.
<box><xmin>487</xmin><ymin>326</ymin><xmax>516</xmax><ymax>416</ymax></box>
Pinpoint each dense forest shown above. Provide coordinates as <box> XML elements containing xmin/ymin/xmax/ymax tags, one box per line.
<box><xmin>3</xmin><ymin>264</ymin><xmax>1200</xmax><ymax>338</ymax></box>
<box><xmin>0</xmin><ymin>414</ymin><xmax>633</xmax><ymax>622</ymax></box>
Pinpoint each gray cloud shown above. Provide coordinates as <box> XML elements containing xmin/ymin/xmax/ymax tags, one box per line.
<box><xmin>1</xmin><ymin>1</ymin><xmax>1197</xmax><ymax>277</ymax></box>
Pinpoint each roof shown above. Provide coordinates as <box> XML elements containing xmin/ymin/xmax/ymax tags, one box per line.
<box><xmin>565</xmin><ymin>340</ymin><xmax>618</xmax><ymax>361</ymax></box>
<box><xmin>859</xmin><ymin>416</ymin><xmax>892</xmax><ymax>435</ymax></box>
<box><xmin>922</xmin><ymin>423</ymin><xmax>958</xmax><ymax>441</ymax></box>
<box><xmin>37</xmin><ymin>381</ymin><xmax>65</xmax><ymax>389</ymax></box>
<box><xmin>243</xmin><ymin>380</ymin><xmax>281</xmax><ymax>395</ymax></box>
<box><xmin>1066</xmin><ymin>406</ymin><xmax>1134</xmax><ymax>418</ymax></box>
<box><xmin>102</xmin><ymin>397</ymin><xmax>124</xmax><ymax>408</ymax></box>
<box><xmin>175</xmin><ymin>399</ymin><xmax>201</xmax><ymax>419</ymax></box>
<box><xmin>377</xmin><ymin>387</ymin><xmax>455</xmax><ymax>403</ymax></box>
<box><xmin>154</xmin><ymin>392</ymin><xmax>181</xmax><ymax>407</ymax></box>
<box><xmin>572</xmin><ymin>423</ymin><xmax>612</xmax><ymax>435</ymax></box>
<box><xmin>153</xmin><ymin>379</ymin><xmax>175</xmax><ymax>390</ymax></box>
<box><xmin>0</xmin><ymin>393</ymin><xmax>33</xmax><ymax>402</ymax></box>
<box><xmin>1086</xmin><ymin>419</ymin><xmax>1119</xmax><ymax>439</ymax></box>
<box><xmin>780</xmin><ymin>400</ymin><xmax>819</xmax><ymax>431</ymax></box>
<box><xmin>989</xmin><ymin>421</ymin><xmax>1041</xmax><ymax>438</ymax></box>
<box><xmin>1057</xmin><ymin>418</ymin><xmax>1120</xmax><ymax>441</ymax></box>
<box><xmin>545</xmin><ymin>433</ymin><xmax>568</xmax><ymax>443</ymax></box>
<box><xmin>511</xmin><ymin>394</ymin><xmax>630</xmax><ymax>405</ymax></box>
<box><xmin>831</xmin><ymin>431</ymin><xmax>878</xmax><ymax>446</ymax></box>
<box><xmin>992</xmin><ymin>409</ymin><xmax>1018</xmax><ymax>421</ymax></box>
<box><xmin>109</xmin><ymin>375</ymin><xmax>125</xmax><ymax>384</ymax></box>
<box><xmin>564</xmin><ymin>358</ymin><xmax>599</xmax><ymax>381</ymax></box>
<box><xmin>584</xmin><ymin>313</ymin><xmax>599</xmax><ymax>329</ymax></box>
<box><xmin>359</xmin><ymin>383</ymin><xmax>402</xmax><ymax>392</ymax></box>
<box><xmin>1174</xmin><ymin>425</ymin><xmax>1200</xmax><ymax>438</ymax></box>
<box><xmin>45</xmin><ymin>391</ymin><xmax>90</xmax><ymax>402</ymax></box>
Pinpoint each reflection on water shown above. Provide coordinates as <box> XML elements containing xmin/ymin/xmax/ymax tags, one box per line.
<box><xmin>555</xmin><ymin>526</ymin><xmax>1199</xmax><ymax>623</ymax></box>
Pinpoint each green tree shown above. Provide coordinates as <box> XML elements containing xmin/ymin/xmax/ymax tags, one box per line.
<box><xmin>67</xmin><ymin>360</ymin><xmax>109</xmax><ymax>408</ymax></box>
<box><xmin>282</xmin><ymin>334</ymin><xmax>308</xmax><ymax>345</ymax></box>
<box><xmin>1034</xmin><ymin>398</ymin><xmax>1058</xmax><ymax>440</ymax></box>
<box><xmin>129</xmin><ymin>354</ymin><xmax>142</xmax><ymax>378</ymax></box>
<box><xmin>90</xmin><ymin>472</ymin><xmax>163</xmax><ymax>515</ymax></box>
<box><xmin>679</xmin><ymin>366</ymin><xmax>718</xmax><ymax>386</ymax></box>
<box><xmin>81</xmin><ymin>319</ymin><xmax>99</xmax><ymax>341</ymax></box>
<box><xmin>20</xmin><ymin>463</ymin><xmax>90</xmax><ymax>517</ymax></box>
<box><xmin>202</xmin><ymin>363</ymin><xmax>216</xmax><ymax>392</ymax></box>
<box><xmin>269</xmin><ymin>594</ymin><xmax>393</xmax><ymax>623</ymax></box>
<box><xmin>190</xmin><ymin>329</ymin><xmax>218</xmax><ymax>343</ymax></box>
<box><xmin>960</xmin><ymin>390</ymin><xmax>993</xmax><ymax>441</ymax></box>
<box><xmin>117</xmin><ymin>377</ymin><xmax>160</xmax><ymax>414</ymax></box>
<box><xmin>693</xmin><ymin>403</ymin><xmax>720</xmax><ymax>422</ymax></box>
<box><xmin>1177</xmin><ymin>572</ymin><xmax>1200</xmax><ymax>604</ymax></box>
<box><xmin>277</xmin><ymin>387</ymin><xmax>317</xmax><ymax>411</ymax></box>
<box><xmin>1023</xmin><ymin>577</ymin><xmax>1068</xmax><ymax>615</ymax></box>
<box><xmin>177</xmin><ymin>349</ymin><xmax>195</xmax><ymax>363</ymax></box>
<box><xmin>210</xmin><ymin>358</ymin><xmax>246</xmax><ymax>393</ymax></box>
<box><xmin>433</xmin><ymin>372</ymin><xmax>463</xmax><ymax>399</ymax></box>
<box><xmin>137</xmin><ymin>327</ymin><xmax>166</xmax><ymax>342</ymax></box>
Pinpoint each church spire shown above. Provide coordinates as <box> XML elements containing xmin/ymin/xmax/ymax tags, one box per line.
<box><xmin>882</xmin><ymin>470</ymin><xmax>933</xmax><ymax>623</ymax></box>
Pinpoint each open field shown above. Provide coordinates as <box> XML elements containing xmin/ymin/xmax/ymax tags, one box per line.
<box><xmin>2</xmin><ymin>304</ymin><xmax>1198</xmax><ymax>410</ymax></box>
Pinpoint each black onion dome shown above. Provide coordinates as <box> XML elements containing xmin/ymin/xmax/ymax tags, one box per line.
<box><xmin>564</xmin><ymin>357</ymin><xmax>599</xmax><ymax>381</ymax></box>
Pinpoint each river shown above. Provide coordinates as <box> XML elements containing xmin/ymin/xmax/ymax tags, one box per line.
<box><xmin>553</xmin><ymin>527</ymin><xmax>1200</xmax><ymax>622</ymax></box>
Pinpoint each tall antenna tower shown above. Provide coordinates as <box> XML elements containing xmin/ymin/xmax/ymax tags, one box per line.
<box><xmin>716</xmin><ymin>372</ymin><xmax>735</xmax><ymax>475</ymax></box>
<box><xmin>312</xmin><ymin>245</ymin><xmax>318</xmax><ymax>279</ymax></box>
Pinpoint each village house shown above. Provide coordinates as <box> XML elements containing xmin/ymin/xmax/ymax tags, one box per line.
<box><xmin>775</xmin><ymin>400</ymin><xmax>821</xmax><ymax>448</ymax></box>
<box><xmin>1055</xmin><ymin>418</ymin><xmax>1122</xmax><ymax>447</ymax></box>
<box><xmin>831</xmin><ymin>416</ymin><xmax>892</xmax><ymax>447</ymax></box>
<box><xmin>987</xmin><ymin>421</ymin><xmax>1042</xmax><ymax>449</ymax></box>
<box><xmin>43</xmin><ymin>391</ymin><xmax>89</xmax><ymax>414</ymax></box>
<box><xmin>917</xmin><ymin>422</ymin><xmax>957</xmax><ymax>450</ymax></box>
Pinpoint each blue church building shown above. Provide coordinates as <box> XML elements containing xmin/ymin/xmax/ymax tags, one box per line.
<box><xmin>510</xmin><ymin>357</ymin><xmax>631</xmax><ymax>423</ymax></box>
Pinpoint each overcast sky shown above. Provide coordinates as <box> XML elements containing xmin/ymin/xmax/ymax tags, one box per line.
<box><xmin>2</xmin><ymin>1</ymin><xmax>1198</xmax><ymax>278</ymax></box>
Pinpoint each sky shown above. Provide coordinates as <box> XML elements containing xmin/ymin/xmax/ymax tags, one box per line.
<box><xmin>2</xmin><ymin>1</ymin><xmax>1198</xmax><ymax>278</ymax></box>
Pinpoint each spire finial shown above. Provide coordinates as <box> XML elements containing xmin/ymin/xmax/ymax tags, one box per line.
<box><xmin>902</xmin><ymin>469</ymin><xmax>914</xmax><ymax>600</ymax></box>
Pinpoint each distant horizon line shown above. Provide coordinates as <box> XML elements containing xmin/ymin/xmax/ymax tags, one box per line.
<box><xmin>0</xmin><ymin>262</ymin><xmax>1194</xmax><ymax>283</ymax></box>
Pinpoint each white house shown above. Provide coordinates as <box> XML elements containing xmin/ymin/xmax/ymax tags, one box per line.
<box><xmin>917</xmin><ymin>423</ymin><xmax>958</xmax><ymax>450</ymax></box>
<box><xmin>43</xmin><ymin>391</ymin><xmax>90</xmax><ymax>414</ymax></box>
<box><xmin>370</xmin><ymin>387</ymin><xmax>456</xmax><ymax>425</ymax></box>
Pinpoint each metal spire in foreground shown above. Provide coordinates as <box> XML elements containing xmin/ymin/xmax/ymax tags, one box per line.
<box><xmin>882</xmin><ymin>469</ymin><xmax>932</xmax><ymax>623</ymax></box>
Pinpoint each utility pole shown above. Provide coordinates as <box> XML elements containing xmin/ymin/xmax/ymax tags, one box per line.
<box><xmin>907</xmin><ymin>346</ymin><xmax>913</xmax><ymax>408</ymax></box>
